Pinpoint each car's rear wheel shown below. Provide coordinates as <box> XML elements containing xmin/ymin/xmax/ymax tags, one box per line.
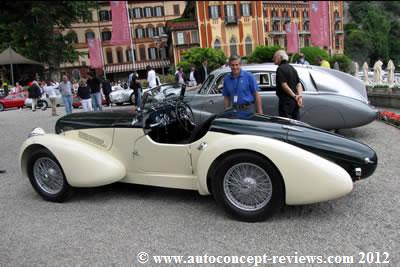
<box><xmin>37</xmin><ymin>100</ymin><xmax>48</xmax><ymax>110</ymax></box>
<box><xmin>0</xmin><ymin>103</ymin><xmax>4</xmax><ymax>111</ymax></box>
<box><xmin>27</xmin><ymin>149</ymin><xmax>72</xmax><ymax>202</ymax></box>
<box><xmin>211</xmin><ymin>152</ymin><xmax>284</xmax><ymax>222</ymax></box>
<box><xmin>130</xmin><ymin>93</ymin><xmax>135</xmax><ymax>104</ymax></box>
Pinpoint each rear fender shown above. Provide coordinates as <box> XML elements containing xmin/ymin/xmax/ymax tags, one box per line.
<box><xmin>19</xmin><ymin>134</ymin><xmax>126</xmax><ymax>187</ymax></box>
<box><xmin>196</xmin><ymin>134</ymin><xmax>353</xmax><ymax>205</ymax></box>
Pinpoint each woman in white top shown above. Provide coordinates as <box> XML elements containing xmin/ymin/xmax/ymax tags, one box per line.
<box><xmin>42</xmin><ymin>81</ymin><xmax>60</xmax><ymax>116</ymax></box>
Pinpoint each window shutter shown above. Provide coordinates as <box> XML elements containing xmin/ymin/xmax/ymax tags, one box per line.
<box><xmin>153</xmin><ymin>7</ymin><xmax>157</xmax><ymax>16</ymax></box>
<box><xmin>219</xmin><ymin>5</ymin><xmax>222</xmax><ymax>18</ymax></box>
<box><xmin>233</xmin><ymin>5</ymin><xmax>237</xmax><ymax>18</ymax></box>
<box><xmin>208</xmin><ymin>6</ymin><xmax>211</xmax><ymax>19</ymax></box>
<box><xmin>140</xmin><ymin>8</ymin><xmax>143</xmax><ymax>18</ymax></box>
<box><xmin>249</xmin><ymin>3</ymin><xmax>253</xmax><ymax>16</ymax></box>
<box><xmin>161</xmin><ymin>6</ymin><xmax>164</xmax><ymax>16</ymax></box>
<box><xmin>224</xmin><ymin>5</ymin><xmax>227</xmax><ymax>19</ymax></box>
<box><xmin>240</xmin><ymin>4</ymin><xmax>243</xmax><ymax>17</ymax></box>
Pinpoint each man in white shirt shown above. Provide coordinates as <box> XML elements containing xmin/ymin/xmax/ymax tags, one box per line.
<box><xmin>146</xmin><ymin>65</ymin><xmax>157</xmax><ymax>88</ymax></box>
<box><xmin>42</xmin><ymin>80</ymin><xmax>60</xmax><ymax>116</ymax></box>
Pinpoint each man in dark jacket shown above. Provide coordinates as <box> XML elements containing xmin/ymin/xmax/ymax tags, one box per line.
<box><xmin>28</xmin><ymin>81</ymin><xmax>42</xmax><ymax>111</ymax></box>
<box><xmin>102</xmin><ymin>79</ymin><xmax>112</xmax><ymax>106</ymax></box>
<box><xmin>194</xmin><ymin>59</ymin><xmax>209</xmax><ymax>85</ymax></box>
<box><xmin>87</xmin><ymin>72</ymin><xmax>102</xmax><ymax>111</ymax></box>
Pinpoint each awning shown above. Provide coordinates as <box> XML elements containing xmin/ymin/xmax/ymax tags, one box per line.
<box><xmin>105</xmin><ymin>60</ymin><xmax>170</xmax><ymax>73</ymax></box>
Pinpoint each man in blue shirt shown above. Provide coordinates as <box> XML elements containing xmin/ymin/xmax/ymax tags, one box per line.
<box><xmin>223</xmin><ymin>55</ymin><xmax>263</xmax><ymax>114</ymax></box>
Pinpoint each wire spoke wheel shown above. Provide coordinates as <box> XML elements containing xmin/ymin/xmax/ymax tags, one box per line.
<box><xmin>33</xmin><ymin>157</ymin><xmax>65</xmax><ymax>195</ymax></box>
<box><xmin>223</xmin><ymin>162</ymin><xmax>273</xmax><ymax>211</ymax></box>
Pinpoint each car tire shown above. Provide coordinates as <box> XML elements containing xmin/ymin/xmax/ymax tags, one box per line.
<box><xmin>27</xmin><ymin>148</ymin><xmax>73</xmax><ymax>202</ymax></box>
<box><xmin>0</xmin><ymin>103</ymin><xmax>4</xmax><ymax>111</ymax></box>
<box><xmin>211</xmin><ymin>152</ymin><xmax>284</xmax><ymax>222</ymax></box>
<box><xmin>130</xmin><ymin>93</ymin><xmax>135</xmax><ymax>104</ymax></box>
<box><xmin>37</xmin><ymin>100</ymin><xmax>48</xmax><ymax>110</ymax></box>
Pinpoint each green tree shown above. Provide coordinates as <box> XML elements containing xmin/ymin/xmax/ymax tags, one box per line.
<box><xmin>329</xmin><ymin>54</ymin><xmax>352</xmax><ymax>73</ymax></box>
<box><xmin>177</xmin><ymin>47</ymin><xmax>227</xmax><ymax>73</ymax></box>
<box><xmin>247</xmin><ymin>45</ymin><xmax>281</xmax><ymax>63</ymax></box>
<box><xmin>299</xmin><ymin>46</ymin><xmax>329</xmax><ymax>65</ymax></box>
<box><xmin>344</xmin><ymin>30</ymin><xmax>373</xmax><ymax>64</ymax></box>
<box><xmin>0</xmin><ymin>1</ymin><xmax>96</xmax><ymax>69</ymax></box>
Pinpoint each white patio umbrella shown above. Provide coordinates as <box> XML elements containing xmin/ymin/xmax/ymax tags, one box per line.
<box><xmin>387</xmin><ymin>59</ymin><xmax>395</xmax><ymax>86</ymax></box>
<box><xmin>362</xmin><ymin>62</ymin><xmax>369</xmax><ymax>84</ymax></box>
<box><xmin>373</xmin><ymin>60</ymin><xmax>383</xmax><ymax>84</ymax></box>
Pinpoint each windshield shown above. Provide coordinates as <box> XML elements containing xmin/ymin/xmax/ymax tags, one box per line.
<box><xmin>198</xmin><ymin>74</ymin><xmax>215</xmax><ymax>94</ymax></box>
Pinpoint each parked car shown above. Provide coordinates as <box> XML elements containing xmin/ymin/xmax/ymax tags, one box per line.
<box><xmin>109</xmin><ymin>83</ymin><xmax>179</xmax><ymax>105</ymax></box>
<box><xmin>19</xmin><ymin>86</ymin><xmax>377</xmax><ymax>222</ymax></box>
<box><xmin>72</xmin><ymin>94</ymin><xmax>108</xmax><ymax>108</ymax></box>
<box><xmin>0</xmin><ymin>92</ymin><xmax>28</xmax><ymax>111</ymax></box>
<box><xmin>24</xmin><ymin>89</ymin><xmax>64</xmax><ymax>109</ymax></box>
<box><xmin>185</xmin><ymin>64</ymin><xmax>379</xmax><ymax>130</ymax></box>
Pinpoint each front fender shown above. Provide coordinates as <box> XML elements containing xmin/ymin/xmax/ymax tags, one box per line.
<box><xmin>19</xmin><ymin>134</ymin><xmax>126</xmax><ymax>187</ymax></box>
<box><xmin>196</xmin><ymin>134</ymin><xmax>353</xmax><ymax>205</ymax></box>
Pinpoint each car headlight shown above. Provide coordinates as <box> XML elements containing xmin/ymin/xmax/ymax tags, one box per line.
<box><xmin>28</xmin><ymin>127</ymin><xmax>46</xmax><ymax>138</ymax></box>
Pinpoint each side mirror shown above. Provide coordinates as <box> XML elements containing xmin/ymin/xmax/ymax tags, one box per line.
<box><xmin>180</xmin><ymin>84</ymin><xmax>186</xmax><ymax>100</ymax></box>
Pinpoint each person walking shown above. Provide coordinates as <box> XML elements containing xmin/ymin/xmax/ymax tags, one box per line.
<box><xmin>273</xmin><ymin>50</ymin><xmax>304</xmax><ymax>120</ymax></box>
<box><xmin>77</xmin><ymin>80</ymin><xmax>92</xmax><ymax>112</ymax></box>
<box><xmin>28</xmin><ymin>81</ymin><xmax>42</xmax><ymax>112</ymax></box>
<box><xmin>102</xmin><ymin>79</ymin><xmax>112</xmax><ymax>107</ymax></box>
<box><xmin>195</xmin><ymin>59</ymin><xmax>209</xmax><ymax>85</ymax></box>
<box><xmin>59</xmin><ymin>75</ymin><xmax>73</xmax><ymax>114</ymax></box>
<box><xmin>146</xmin><ymin>66</ymin><xmax>157</xmax><ymax>88</ymax></box>
<box><xmin>129</xmin><ymin>75</ymin><xmax>142</xmax><ymax>111</ymax></box>
<box><xmin>175</xmin><ymin>67</ymin><xmax>187</xmax><ymax>86</ymax></box>
<box><xmin>188</xmin><ymin>66</ymin><xmax>197</xmax><ymax>87</ymax></box>
<box><xmin>223</xmin><ymin>55</ymin><xmax>263</xmax><ymax>114</ymax></box>
<box><xmin>87</xmin><ymin>72</ymin><xmax>102</xmax><ymax>111</ymax></box>
<box><xmin>296</xmin><ymin>53</ymin><xmax>310</xmax><ymax>65</ymax></box>
<box><xmin>42</xmin><ymin>80</ymin><xmax>59</xmax><ymax>116</ymax></box>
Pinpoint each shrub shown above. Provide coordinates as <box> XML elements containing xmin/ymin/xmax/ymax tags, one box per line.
<box><xmin>248</xmin><ymin>45</ymin><xmax>282</xmax><ymax>63</ymax></box>
<box><xmin>299</xmin><ymin>46</ymin><xmax>329</xmax><ymax>65</ymax></box>
<box><xmin>329</xmin><ymin>54</ymin><xmax>353</xmax><ymax>73</ymax></box>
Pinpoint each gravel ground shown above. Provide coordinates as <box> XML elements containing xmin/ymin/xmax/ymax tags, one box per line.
<box><xmin>0</xmin><ymin>106</ymin><xmax>399</xmax><ymax>266</ymax></box>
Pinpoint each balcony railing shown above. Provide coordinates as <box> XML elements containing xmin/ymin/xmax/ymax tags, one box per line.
<box><xmin>270</xmin><ymin>31</ymin><xmax>286</xmax><ymax>35</ymax></box>
<box><xmin>335</xmin><ymin>16</ymin><xmax>343</xmax><ymax>22</ymax></box>
<box><xmin>272</xmin><ymin>16</ymin><xmax>281</xmax><ymax>21</ymax></box>
<box><xmin>335</xmin><ymin>30</ymin><xmax>344</xmax><ymax>34</ymax></box>
<box><xmin>224</xmin><ymin>16</ymin><xmax>238</xmax><ymax>25</ymax></box>
<box><xmin>299</xmin><ymin>31</ymin><xmax>310</xmax><ymax>35</ymax></box>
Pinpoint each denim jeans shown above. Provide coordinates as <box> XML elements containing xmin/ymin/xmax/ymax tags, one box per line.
<box><xmin>62</xmin><ymin>95</ymin><xmax>73</xmax><ymax>114</ymax></box>
<box><xmin>134</xmin><ymin>88</ymin><xmax>142</xmax><ymax>108</ymax></box>
<box><xmin>91</xmin><ymin>92</ymin><xmax>102</xmax><ymax>111</ymax></box>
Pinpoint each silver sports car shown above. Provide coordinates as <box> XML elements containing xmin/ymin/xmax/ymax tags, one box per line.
<box><xmin>185</xmin><ymin>64</ymin><xmax>378</xmax><ymax>130</ymax></box>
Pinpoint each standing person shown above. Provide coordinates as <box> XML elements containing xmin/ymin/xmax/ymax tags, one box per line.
<box><xmin>175</xmin><ymin>67</ymin><xmax>187</xmax><ymax>86</ymax></box>
<box><xmin>42</xmin><ymin>80</ymin><xmax>59</xmax><ymax>116</ymax></box>
<box><xmin>59</xmin><ymin>75</ymin><xmax>73</xmax><ymax>114</ymax></box>
<box><xmin>15</xmin><ymin>82</ymin><xmax>23</xmax><ymax>93</ymax></box>
<box><xmin>273</xmin><ymin>50</ymin><xmax>304</xmax><ymax>120</ymax></box>
<box><xmin>129</xmin><ymin>75</ymin><xmax>142</xmax><ymax>110</ymax></box>
<box><xmin>87</xmin><ymin>72</ymin><xmax>102</xmax><ymax>111</ymax></box>
<box><xmin>315</xmin><ymin>56</ymin><xmax>331</xmax><ymax>68</ymax></box>
<box><xmin>296</xmin><ymin>53</ymin><xmax>310</xmax><ymax>65</ymax></box>
<box><xmin>28</xmin><ymin>81</ymin><xmax>42</xmax><ymax>112</ymax></box>
<box><xmin>223</xmin><ymin>55</ymin><xmax>263</xmax><ymax>114</ymax></box>
<box><xmin>77</xmin><ymin>80</ymin><xmax>92</xmax><ymax>112</ymax></box>
<box><xmin>102</xmin><ymin>79</ymin><xmax>112</xmax><ymax>107</ymax></box>
<box><xmin>146</xmin><ymin>65</ymin><xmax>157</xmax><ymax>88</ymax></box>
<box><xmin>195</xmin><ymin>59</ymin><xmax>209</xmax><ymax>85</ymax></box>
<box><xmin>188</xmin><ymin>66</ymin><xmax>197</xmax><ymax>87</ymax></box>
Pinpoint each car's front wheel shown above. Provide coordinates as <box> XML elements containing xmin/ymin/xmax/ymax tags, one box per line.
<box><xmin>0</xmin><ymin>103</ymin><xmax>4</xmax><ymax>111</ymax></box>
<box><xmin>27</xmin><ymin>149</ymin><xmax>72</xmax><ymax>202</ymax></box>
<box><xmin>211</xmin><ymin>152</ymin><xmax>284</xmax><ymax>222</ymax></box>
<box><xmin>37</xmin><ymin>100</ymin><xmax>48</xmax><ymax>110</ymax></box>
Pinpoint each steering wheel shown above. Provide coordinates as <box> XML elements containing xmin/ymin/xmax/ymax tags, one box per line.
<box><xmin>175</xmin><ymin>101</ymin><xmax>195</xmax><ymax>133</ymax></box>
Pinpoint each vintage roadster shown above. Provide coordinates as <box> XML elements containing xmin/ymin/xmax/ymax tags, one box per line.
<box><xmin>19</xmin><ymin>86</ymin><xmax>377</xmax><ymax>221</ymax></box>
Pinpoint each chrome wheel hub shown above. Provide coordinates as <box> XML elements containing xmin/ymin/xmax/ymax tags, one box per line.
<box><xmin>223</xmin><ymin>163</ymin><xmax>272</xmax><ymax>211</ymax></box>
<box><xmin>33</xmin><ymin>157</ymin><xmax>64</xmax><ymax>195</ymax></box>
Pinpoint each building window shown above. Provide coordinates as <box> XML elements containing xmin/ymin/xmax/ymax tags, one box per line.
<box><xmin>293</xmin><ymin>9</ymin><xmax>298</xmax><ymax>18</ymax></box>
<box><xmin>136</xmin><ymin>28</ymin><xmax>144</xmax><ymax>38</ymax></box>
<box><xmin>99</xmin><ymin>10</ymin><xmax>112</xmax><ymax>21</ymax></box>
<box><xmin>274</xmin><ymin>39</ymin><xmax>280</xmax><ymax>46</ymax></box>
<box><xmin>67</xmin><ymin>31</ymin><xmax>78</xmax><ymax>44</ymax></box>
<box><xmin>304</xmin><ymin>38</ymin><xmax>310</xmax><ymax>47</ymax></box>
<box><xmin>101</xmin><ymin>31</ymin><xmax>111</xmax><ymax>41</ymax></box>
<box><xmin>192</xmin><ymin>30</ymin><xmax>199</xmax><ymax>43</ymax></box>
<box><xmin>106</xmin><ymin>49</ymin><xmax>113</xmax><ymax>64</ymax></box>
<box><xmin>304</xmin><ymin>22</ymin><xmax>309</xmax><ymax>31</ymax></box>
<box><xmin>283</xmin><ymin>9</ymin><xmax>288</xmax><ymax>18</ymax></box>
<box><xmin>126</xmin><ymin>49</ymin><xmax>137</xmax><ymax>62</ymax></box>
<box><xmin>116</xmin><ymin>48</ymin><xmax>123</xmax><ymax>63</ymax></box>
<box><xmin>210</xmin><ymin>6</ymin><xmax>219</xmax><ymax>19</ymax></box>
<box><xmin>245</xmin><ymin>36</ymin><xmax>252</xmax><ymax>56</ymax></box>
<box><xmin>226</xmin><ymin>4</ymin><xmax>236</xmax><ymax>18</ymax></box>
<box><xmin>241</xmin><ymin>3</ymin><xmax>251</xmax><ymax>17</ymax></box>
<box><xmin>335</xmin><ymin>22</ymin><xmax>340</xmax><ymax>31</ymax></box>
<box><xmin>177</xmin><ymin>32</ymin><xmax>184</xmax><ymax>45</ymax></box>
<box><xmin>214</xmin><ymin>39</ymin><xmax>221</xmax><ymax>49</ymax></box>
<box><xmin>159</xmin><ymin>46</ymin><xmax>167</xmax><ymax>59</ymax></box>
<box><xmin>230</xmin><ymin>37</ymin><xmax>238</xmax><ymax>56</ymax></box>
<box><xmin>148</xmin><ymin>47</ymin><xmax>157</xmax><ymax>60</ymax></box>
<box><xmin>273</xmin><ymin>22</ymin><xmax>279</xmax><ymax>31</ymax></box>
<box><xmin>134</xmin><ymin>8</ymin><xmax>142</xmax><ymax>18</ymax></box>
<box><xmin>272</xmin><ymin>9</ymin><xmax>278</xmax><ymax>17</ymax></box>
<box><xmin>139</xmin><ymin>47</ymin><xmax>146</xmax><ymax>61</ymax></box>
<box><xmin>335</xmin><ymin>38</ymin><xmax>340</xmax><ymax>49</ymax></box>
<box><xmin>85</xmin><ymin>31</ymin><xmax>95</xmax><ymax>43</ymax></box>
<box><xmin>82</xmin><ymin>11</ymin><xmax>93</xmax><ymax>23</ymax></box>
<box><xmin>173</xmin><ymin>5</ymin><xmax>180</xmax><ymax>15</ymax></box>
<box><xmin>303</xmin><ymin>10</ymin><xmax>308</xmax><ymax>18</ymax></box>
<box><xmin>155</xmin><ymin>6</ymin><xmax>164</xmax><ymax>17</ymax></box>
<box><xmin>147</xmin><ymin>26</ymin><xmax>155</xmax><ymax>38</ymax></box>
<box><xmin>144</xmin><ymin>7</ymin><xmax>152</xmax><ymax>17</ymax></box>
<box><xmin>158</xmin><ymin>26</ymin><xmax>165</xmax><ymax>35</ymax></box>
